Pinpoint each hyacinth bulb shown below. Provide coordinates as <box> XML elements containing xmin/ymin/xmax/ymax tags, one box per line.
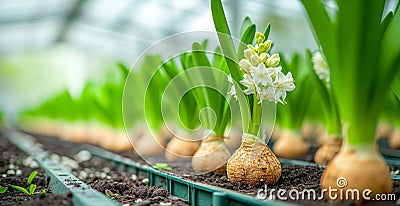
<box><xmin>165</xmin><ymin>136</ymin><xmax>199</xmax><ymax>162</ymax></box>
<box><xmin>192</xmin><ymin>136</ymin><xmax>231</xmax><ymax>173</ymax></box>
<box><xmin>314</xmin><ymin>136</ymin><xmax>342</xmax><ymax>164</ymax></box>
<box><xmin>273</xmin><ymin>130</ymin><xmax>310</xmax><ymax>158</ymax></box>
<box><xmin>321</xmin><ymin>144</ymin><xmax>393</xmax><ymax>203</ymax></box>
<box><xmin>227</xmin><ymin>134</ymin><xmax>281</xmax><ymax>185</ymax></box>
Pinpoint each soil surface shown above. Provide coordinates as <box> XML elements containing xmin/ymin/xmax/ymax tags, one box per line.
<box><xmin>26</xmin><ymin>132</ymin><xmax>400</xmax><ymax>205</ymax></box>
<box><xmin>33</xmin><ymin>135</ymin><xmax>189</xmax><ymax>206</ymax></box>
<box><xmin>173</xmin><ymin>164</ymin><xmax>400</xmax><ymax>206</ymax></box>
<box><xmin>0</xmin><ymin>132</ymin><xmax>72</xmax><ymax>206</ymax></box>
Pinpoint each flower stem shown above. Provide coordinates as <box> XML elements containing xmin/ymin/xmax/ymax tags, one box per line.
<box><xmin>250</xmin><ymin>95</ymin><xmax>262</xmax><ymax>138</ymax></box>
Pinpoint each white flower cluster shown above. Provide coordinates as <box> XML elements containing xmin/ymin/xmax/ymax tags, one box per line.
<box><xmin>312</xmin><ymin>51</ymin><xmax>330</xmax><ymax>86</ymax></box>
<box><xmin>228</xmin><ymin>32</ymin><xmax>295</xmax><ymax>104</ymax></box>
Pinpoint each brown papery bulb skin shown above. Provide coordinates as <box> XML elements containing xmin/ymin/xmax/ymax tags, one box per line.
<box><xmin>227</xmin><ymin>141</ymin><xmax>281</xmax><ymax>186</ymax></box>
<box><xmin>192</xmin><ymin>136</ymin><xmax>231</xmax><ymax>174</ymax></box>
<box><xmin>321</xmin><ymin>146</ymin><xmax>393</xmax><ymax>204</ymax></box>
<box><xmin>165</xmin><ymin>137</ymin><xmax>199</xmax><ymax>162</ymax></box>
<box><xmin>314</xmin><ymin>136</ymin><xmax>342</xmax><ymax>164</ymax></box>
<box><xmin>273</xmin><ymin>130</ymin><xmax>310</xmax><ymax>158</ymax></box>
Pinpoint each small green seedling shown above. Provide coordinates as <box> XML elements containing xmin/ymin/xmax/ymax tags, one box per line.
<box><xmin>41</xmin><ymin>189</ymin><xmax>47</xmax><ymax>194</ymax></box>
<box><xmin>12</xmin><ymin>171</ymin><xmax>38</xmax><ymax>195</ymax></box>
<box><xmin>0</xmin><ymin>186</ymin><xmax>8</xmax><ymax>194</ymax></box>
<box><xmin>27</xmin><ymin>171</ymin><xmax>37</xmax><ymax>185</ymax></box>
<box><xmin>105</xmin><ymin>189</ymin><xmax>119</xmax><ymax>199</ymax></box>
<box><xmin>152</xmin><ymin>163</ymin><xmax>172</xmax><ymax>171</ymax></box>
<box><xmin>11</xmin><ymin>185</ymin><xmax>36</xmax><ymax>195</ymax></box>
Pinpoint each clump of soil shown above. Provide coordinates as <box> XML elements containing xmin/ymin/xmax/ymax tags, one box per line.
<box><xmin>0</xmin><ymin>133</ymin><xmax>72</xmax><ymax>206</ymax></box>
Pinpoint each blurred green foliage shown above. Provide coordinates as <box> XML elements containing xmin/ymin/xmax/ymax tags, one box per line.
<box><xmin>19</xmin><ymin>63</ymin><xmax>129</xmax><ymax>129</ymax></box>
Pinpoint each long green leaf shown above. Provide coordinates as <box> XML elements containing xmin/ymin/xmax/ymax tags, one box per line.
<box><xmin>191</xmin><ymin>42</ymin><xmax>213</xmax><ymax>129</ymax></box>
<box><xmin>263</xmin><ymin>23</ymin><xmax>271</xmax><ymax>39</ymax></box>
<box><xmin>377</xmin><ymin>2</ymin><xmax>400</xmax><ymax>103</ymax></box>
<box><xmin>336</xmin><ymin>0</ymin><xmax>385</xmax><ymax>120</ymax></box>
<box><xmin>237</xmin><ymin>24</ymin><xmax>256</xmax><ymax>60</ymax></box>
<box><xmin>300</xmin><ymin>0</ymin><xmax>337</xmax><ymax>71</ymax></box>
<box><xmin>211</xmin><ymin>0</ymin><xmax>241</xmax><ymax>85</ymax></box>
<box><xmin>239</xmin><ymin>16</ymin><xmax>252</xmax><ymax>37</ymax></box>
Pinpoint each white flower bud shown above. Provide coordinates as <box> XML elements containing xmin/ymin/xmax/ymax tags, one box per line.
<box><xmin>250</xmin><ymin>55</ymin><xmax>261</xmax><ymax>66</ymax></box>
<box><xmin>239</xmin><ymin>59</ymin><xmax>251</xmax><ymax>73</ymax></box>
<box><xmin>260</xmin><ymin>53</ymin><xmax>269</xmax><ymax>63</ymax></box>
<box><xmin>255</xmin><ymin>32</ymin><xmax>265</xmax><ymax>44</ymax></box>
<box><xmin>244</xmin><ymin>48</ymin><xmax>253</xmax><ymax>60</ymax></box>
<box><xmin>264</xmin><ymin>40</ymin><xmax>272</xmax><ymax>53</ymax></box>
<box><xmin>312</xmin><ymin>52</ymin><xmax>330</xmax><ymax>85</ymax></box>
<box><xmin>247</xmin><ymin>45</ymin><xmax>257</xmax><ymax>53</ymax></box>
<box><xmin>266</xmin><ymin>53</ymin><xmax>280</xmax><ymax>67</ymax></box>
<box><xmin>257</xmin><ymin>43</ymin><xmax>266</xmax><ymax>53</ymax></box>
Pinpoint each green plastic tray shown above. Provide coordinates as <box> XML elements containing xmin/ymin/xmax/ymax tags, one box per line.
<box><xmin>5</xmin><ymin>130</ymin><xmax>119</xmax><ymax>206</ymax></box>
<box><xmin>88</xmin><ymin>148</ymin><xmax>290</xmax><ymax>206</ymax></box>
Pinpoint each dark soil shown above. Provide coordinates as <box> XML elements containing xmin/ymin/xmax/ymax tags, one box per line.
<box><xmin>0</xmin><ymin>132</ymin><xmax>72</xmax><ymax>206</ymax></box>
<box><xmin>28</xmin><ymin>132</ymin><xmax>400</xmax><ymax>206</ymax></box>
<box><xmin>32</xmin><ymin>135</ymin><xmax>189</xmax><ymax>206</ymax></box>
<box><xmin>172</xmin><ymin>164</ymin><xmax>400</xmax><ymax>206</ymax></box>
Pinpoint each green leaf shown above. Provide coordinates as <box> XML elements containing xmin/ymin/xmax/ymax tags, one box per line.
<box><xmin>300</xmin><ymin>0</ymin><xmax>337</xmax><ymax>71</ymax></box>
<box><xmin>277</xmin><ymin>53</ymin><xmax>314</xmax><ymax>130</ymax></box>
<box><xmin>377</xmin><ymin>3</ymin><xmax>400</xmax><ymax>102</ymax></box>
<box><xmin>211</xmin><ymin>0</ymin><xmax>241</xmax><ymax>85</ymax></box>
<box><xmin>27</xmin><ymin>171</ymin><xmax>37</xmax><ymax>185</ymax></box>
<box><xmin>12</xmin><ymin>185</ymin><xmax>30</xmax><ymax>195</ymax></box>
<box><xmin>201</xmin><ymin>39</ymin><xmax>209</xmax><ymax>50</ymax></box>
<box><xmin>192</xmin><ymin>42</ymin><xmax>212</xmax><ymax>67</ymax></box>
<box><xmin>191</xmin><ymin>42</ymin><xmax>215</xmax><ymax>129</ymax></box>
<box><xmin>29</xmin><ymin>184</ymin><xmax>36</xmax><ymax>195</ymax></box>
<box><xmin>143</xmin><ymin>56</ymin><xmax>171</xmax><ymax>132</ymax></box>
<box><xmin>336</xmin><ymin>0</ymin><xmax>385</xmax><ymax>116</ymax></box>
<box><xmin>237</xmin><ymin>24</ymin><xmax>256</xmax><ymax>60</ymax></box>
<box><xmin>0</xmin><ymin>186</ymin><xmax>8</xmax><ymax>194</ymax></box>
<box><xmin>380</xmin><ymin>12</ymin><xmax>393</xmax><ymax>43</ymax></box>
<box><xmin>263</xmin><ymin>23</ymin><xmax>271</xmax><ymax>39</ymax></box>
<box><xmin>117</xmin><ymin>62</ymin><xmax>130</xmax><ymax>78</ymax></box>
<box><xmin>160</xmin><ymin>54</ymin><xmax>201</xmax><ymax>130</ymax></box>
<box><xmin>239</xmin><ymin>16</ymin><xmax>252</xmax><ymax>37</ymax></box>
<box><xmin>153</xmin><ymin>163</ymin><xmax>172</xmax><ymax>171</ymax></box>
<box><xmin>393</xmin><ymin>74</ymin><xmax>400</xmax><ymax>99</ymax></box>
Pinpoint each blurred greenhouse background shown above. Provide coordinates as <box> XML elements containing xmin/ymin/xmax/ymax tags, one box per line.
<box><xmin>0</xmin><ymin>0</ymin><xmax>328</xmax><ymax>124</ymax></box>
